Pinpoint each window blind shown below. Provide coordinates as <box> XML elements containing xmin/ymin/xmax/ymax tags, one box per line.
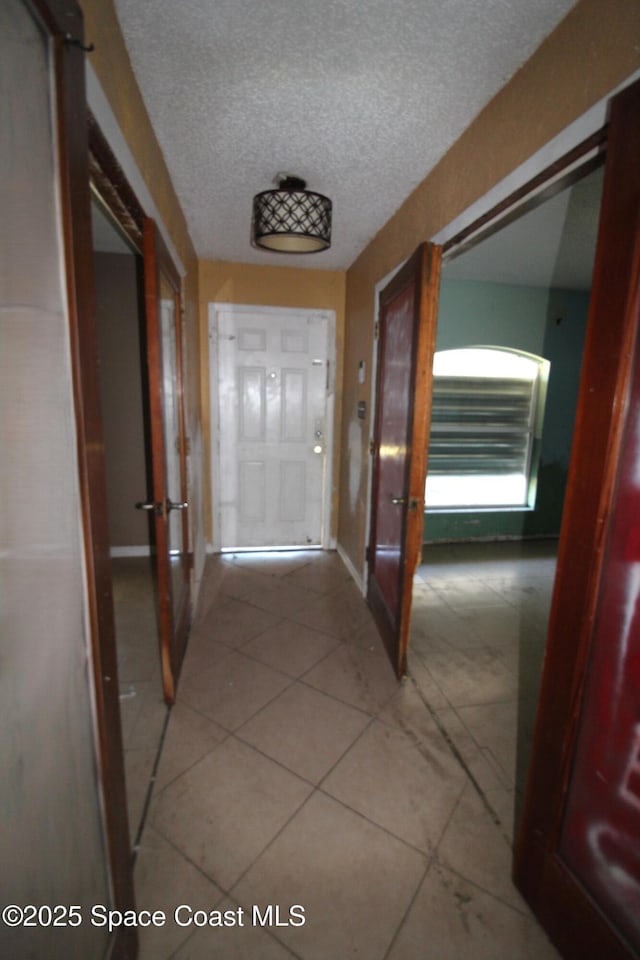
<box><xmin>428</xmin><ymin>376</ymin><xmax>536</xmax><ymax>476</ymax></box>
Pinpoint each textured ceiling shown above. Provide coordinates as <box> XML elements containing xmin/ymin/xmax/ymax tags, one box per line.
<box><xmin>113</xmin><ymin>0</ymin><xmax>577</xmax><ymax>271</ymax></box>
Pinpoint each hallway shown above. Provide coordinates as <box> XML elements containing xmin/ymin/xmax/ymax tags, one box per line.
<box><xmin>133</xmin><ymin>545</ymin><xmax>560</xmax><ymax>959</ymax></box>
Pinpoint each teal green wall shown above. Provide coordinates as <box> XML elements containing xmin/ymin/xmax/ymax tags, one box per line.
<box><xmin>434</xmin><ymin>279</ymin><xmax>550</xmax><ymax>354</ymax></box>
<box><xmin>424</xmin><ymin>280</ymin><xmax>589</xmax><ymax>542</ymax></box>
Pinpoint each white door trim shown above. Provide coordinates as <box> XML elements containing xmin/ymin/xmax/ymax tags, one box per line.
<box><xmin>208</xmin><ymin>302</ymin><xmax>336</xmax><ymax>553</ymax></box>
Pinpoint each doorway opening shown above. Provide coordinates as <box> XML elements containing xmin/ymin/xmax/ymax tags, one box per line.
<box><xmin>209</xmin><ymin>304</ymin><xmax>336</xmax><ymax>552</ymax></box>
<box><xmin>408</xmin><ymin>159</ymin><xmax>604</xmax><ymax>840</ymax></box>
<box><xmin>90</xmin><ymin>195</ymin><xmax>168</xmax><ymax>849</ymax></box>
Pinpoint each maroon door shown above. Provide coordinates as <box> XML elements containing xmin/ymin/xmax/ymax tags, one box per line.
<box><xmin>367</xmin><ymin>243</ymin><xmax>441</xmax><ymax>677</ymax></box>
<box><xmin>560</xmin><ymin>326</ymin><xmax>640</xmax><ymax>950</ymax></box>
<box><xmin>515</xmin><ymin>77</ymin><xmax>640</xmax><ymax>960</ymax></box>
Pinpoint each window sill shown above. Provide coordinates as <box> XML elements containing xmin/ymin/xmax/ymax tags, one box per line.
<box><xmin>425</xmin><ymin>505</ymin><xmax>535</xmax><ymax>515</ymax></box>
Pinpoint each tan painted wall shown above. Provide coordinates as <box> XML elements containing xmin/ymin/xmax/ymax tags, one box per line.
<box><xmin>338</xmin><ymin>0</ymin><xmax>640</xmax><ymax>576</ymax></box>
<box><xmin>199</xmin><ymin>260</ymin><xmax>346</xmax><ymax>544</ymax></box>
<box><xmin>80</xmin><ymin>0</ymin><xmax>193</xmax><ymax>272</ymax></box>
<box><xmin>79</xmin><ymin>0</ymin><xmax>206</xmax><ymax>581</ymax></box>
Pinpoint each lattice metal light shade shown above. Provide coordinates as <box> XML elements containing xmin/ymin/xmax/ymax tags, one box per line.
<box><xmin>252</xmin><ymin>176</ymin><xmax>332</xmax><ymax>253</ymax></box>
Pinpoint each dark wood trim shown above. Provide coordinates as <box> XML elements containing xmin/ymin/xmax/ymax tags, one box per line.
<box><xmin>30</xmin><ymin>0</ymin><xmax>82</xmax><ymax>35</ymax></box>
<box><xmin>400</xmin><ymin>242</ymin><xmax>441</xmax><ymax>675</ymax></box>
<box><xmin>142</xmin><ymin>220</ymin><xmax>176</xmax><ymax>703</ymax></box>
<box><xmin>89</xmin><ymin>113</ymin><xmax>145</xmax><ymax>252</ymax></box>
<box><xmin>530</xmin><ymin>856</ymin><xmax>634</xmax><ymax>960</ymax></box>
<box><xmin>367</xmin><ymin>252</ymin><xmax>421</xmax><ymax>671</ymax></box>
<box><xmin>514</xmin><ymin>77</ymin><xmax>640</xmax><ymax>960</ymax></box>
<box><xmin>172</xmin><ymin>291</ymin><xmax>192</xmax><ymax>684</ymax></box>
<box><xmin>367</xmin><ymin>572</ymin><xmax>397</xmax><ymax>664</ymax></box>
<box><xmin>154</xmin><ymin>226</ymin><xmax>191</xmax><ymax>692</ymax></box>
<box><xmin>35</xmin><ymin>0</ymin><xmax>137</xmax><ymax>956</ymax></box>
<box><xmin>142</xmin><ymin>220</ymin><xmax>192</xmax><ymax>703</ymax></box>
<box><xmin>443</xmin><ymin>128</ymin><xmax>607</xmax><ymax>262</ymax></box>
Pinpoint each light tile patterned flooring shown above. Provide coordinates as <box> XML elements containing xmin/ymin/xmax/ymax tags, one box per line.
<box><xmin>113</xmin><ymin>557</ymin><xmax>168</xmax><ymax>847</ymax></box>
<box><xmin>132</xmin><ymin>543</ymin><xmax>561</xmax><ymax>959</ymax></box>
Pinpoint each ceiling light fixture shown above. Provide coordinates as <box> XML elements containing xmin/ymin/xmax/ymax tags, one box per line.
<box><xmin>251</xmin><ymin>175</ymin><xmax>332</xmax><ymax>254</ymax></box>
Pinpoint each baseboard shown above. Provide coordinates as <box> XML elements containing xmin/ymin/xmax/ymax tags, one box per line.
<box><xmin>423</xmin><ymin>534</ymin><xmax>560</xmax><ymax>546</ymax></box>
<box><xmin>337</xmin><ymin>542</ymin><xmax>365</xmax><ymax>594</ymax></box>
<box><xmin>110</xmin><ymin>546</ymin><xmax>151</xmax><ymax>558</ymax></box>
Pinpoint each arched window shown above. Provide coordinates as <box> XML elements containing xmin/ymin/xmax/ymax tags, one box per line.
<box><xmin>425</xmin><ymin>347</ymin><xmax>550</xmax><ymax>510</ymax></box>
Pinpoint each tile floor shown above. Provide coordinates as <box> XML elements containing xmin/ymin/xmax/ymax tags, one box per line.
<box><xmin>131</xmin><ymin>542</ymin><xmax>561</xmax><ymax>960</ymax></box>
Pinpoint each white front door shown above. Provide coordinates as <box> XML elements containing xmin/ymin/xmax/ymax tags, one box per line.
<box><xmin>211</xmin><ymin>305</ymin><xmax>333</xmax><ymax>549</ymax></box>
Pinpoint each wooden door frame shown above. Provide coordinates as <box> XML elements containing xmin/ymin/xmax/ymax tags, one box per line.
<box><xmin>89</xmin><ymin>114</ymin><xmax>146</xmax><ymax>251</ymax></box>
<box><xmin>513</xmin><ymin>77</ymin><xmax>640</xmax><ymax>960</ymax></box>
<box><xmin>91</xmin><ymin>115</ymin><xmax>193</xmax><ymax>706</ymax></box>
<box><xmin>36</xmin><ymin>1</ymin><xmax>137</xmax><ymax>956</ymax></box>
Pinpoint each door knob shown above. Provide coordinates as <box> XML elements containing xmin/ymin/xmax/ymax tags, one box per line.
<box><xmin>390</xmin><ymin>496</ymin><xmax>406</xmax><ymax>505</ymax></box>
<box><xmin>167</xmin><ymin>499</ymin><xmax>189</xmax><ymax>511</ymax></box>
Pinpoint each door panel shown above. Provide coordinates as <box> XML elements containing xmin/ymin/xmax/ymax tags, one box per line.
<box><xmin>515</xmin><ymin>77</ymin><xmax>640</xmax><ymax>960</ymax></box>
<box><xmin>367</xmin><ymin>243</ymin><xmax>442</xmax><ymax>677</ymax></box>
<box><xmin>143</xmin><ymin>220</ymin><xmax>191</xmax><ymax>703</ymax></box>
<box><xmin>559</xmin><ymin>331</ymin><xmax>640</xmax><ymax>948</ymax></box>
<box><xmin>216</xmin><ymin>307</ymin><xmax>330</xmax><ymax>549</ymax></box>
<box><xmin>373</xmin><ymin>282</ymin><xmax>416</xmax><ymax>616</ymax></box>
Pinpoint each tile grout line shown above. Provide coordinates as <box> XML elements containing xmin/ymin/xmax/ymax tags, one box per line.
<box><xmin>233</xmin><ymin>696</ymin><xmax>375</xmax><ymax>785</ymax></box>
<box><xmin>216</xmin><ymin>720</ymin><xmax>435</xmax><ymax>905</ymax></box>
<box><xmin>145</xmin><ymin>547</ymin><xmax>551</xmax><ymax>955</ymax></box>
<box><xmin>132</xmin><ymin>704</ymin><xmax>173</xmax><ymax>863</ymax></box>
<box><xmin>140</xmin><ymin>820</ymin><xmax>229</xmax><ymax>906</ymax></box>
<box><xmin>147</xmin><ymin>712</ymin><xmax>233</xmax><ymax>800</ymax></box>
<box><xmin>379</xmin><ymin>777</ymin><xmax>471</xmax><ymax>960</ymax></box>
<box><xmin>434</xmin><ymin>858</ymin><xmax>537</xmax><ymax>920</ymax></box>
<box><xmin>405</xmin><ymin>668</ymin><xmax>512</xmax><ymax>846</ymax></box>
<box><xmin>380</xmin><ymin>855</ymin><xmax>436</xmax><ymax>960</ymax></box>
<box><xmin>175</xmin><ymin>630</ymin><xmax>386</xmax><ymax>754</ymax></box>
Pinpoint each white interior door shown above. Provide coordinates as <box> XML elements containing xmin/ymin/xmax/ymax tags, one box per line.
<box><xmin>212</xmin><ymin>305</ymin><xmax>332</xmax><ymax>549</ymax></box>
